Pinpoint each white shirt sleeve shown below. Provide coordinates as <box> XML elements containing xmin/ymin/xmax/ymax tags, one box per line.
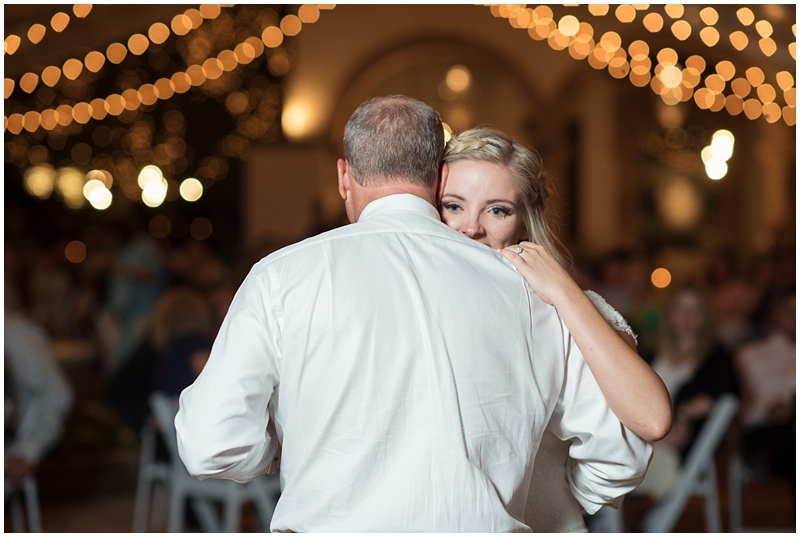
<box><xmin>546</xmin><ymin>330</ymin><xmax>652</xmax><ymax>515</ymax></box>
<box><xmin>175</xmin><ymin>263</ymin><xmax>282</xmax><ymax>483</ymax></box>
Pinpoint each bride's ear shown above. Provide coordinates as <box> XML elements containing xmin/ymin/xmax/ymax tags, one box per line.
<box><xmin>436</xmin><ymin>163</ymin><xmax>449</xmax><ymax>206</ymax></box>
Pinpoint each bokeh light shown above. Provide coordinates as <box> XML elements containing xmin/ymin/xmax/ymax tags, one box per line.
<box><xmin>179</xmin><ymin>178</ymin><xmax>203</xmax><ymax>201</ymax></box>
<box><xmin>651</xmin><ymin>268</ymin><xmax>672</xmax><ymax>289</ymax></box>
<box><xmin>64</xmin><ymin>241</ymin><xmax>87</xmax><ymax>264</ymax></box>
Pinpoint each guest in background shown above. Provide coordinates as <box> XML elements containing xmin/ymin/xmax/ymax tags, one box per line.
<box><xmin>106</xmin><ymin>231</ymin><xmax>168</xmax><ymax>371</ymax></box>
<box><xmin>636</xmin><ymin>285</ymin><xmax>740</xmax><ymax>498</ymax></box>
<box><xmin>707</xmin><ymin>249</ymin><xmax>759</xmax><ymax>349</ymax></box>
<box><xmin>736</xmin><ymin>287</ymin><xmax>795</xmax><ymax>488</ymax></box>
<box><xmin>107</xmin><ymin>287</ymin><xmax>214</xmax><ymax>435</ymax></box>
<box><xmin>4</xmin><ymin>257</ymin><xmax>74</xmax><ymax>487</ymax></box>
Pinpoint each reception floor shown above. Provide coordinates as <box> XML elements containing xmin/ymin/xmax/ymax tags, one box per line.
<box><xmin>5</xmin><ymin>442</ymin><xmax>795</xmax><ymax>533</ymax></box>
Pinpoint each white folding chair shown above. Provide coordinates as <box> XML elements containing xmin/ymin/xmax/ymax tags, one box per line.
<box><xmin>5</xmin><ymin>475</ymin><xmax>43</xmax><ymax>533</ymax></box>
<box><xmin>641</xmin><ymin>394</ymin><xmax>739</xmax><ymax>533</ymax></box>
<box><xmin>148</xmin><ymin>392</ymin><xmax>281</xmax><ymax>533</ymax></box>
<box><xmin>132</xmin><ymin>422</ymin><xmax>171</xmax><ymax>532</ymax></box>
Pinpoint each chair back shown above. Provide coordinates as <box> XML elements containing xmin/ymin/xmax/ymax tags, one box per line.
<box><xmin>148</xmin><ymin>392</ymin><xmax>183</xmax><ymax>463</ymax></box>
<box><xmin>642</xmin><ymin>393</ymin><xmax>739</xmax><ymax>532</ymax></box>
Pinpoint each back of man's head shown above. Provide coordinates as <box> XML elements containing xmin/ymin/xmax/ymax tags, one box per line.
<box><xmin>343</xmin><ymin>95</ymin><xmax>444</xmax><ymax>188</ymax></box>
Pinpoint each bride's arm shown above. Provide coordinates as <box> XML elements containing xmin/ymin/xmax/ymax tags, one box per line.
<box><xmin>500</xmin><ymin>242</ymin><xmax>672</xmax><ymax>442</ymax></box>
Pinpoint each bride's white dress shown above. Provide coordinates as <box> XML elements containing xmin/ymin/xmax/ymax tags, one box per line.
<box><xmin>525</xmin><ymin>290</ymin><xmax>637</xmax><ymax>532</ymax></box>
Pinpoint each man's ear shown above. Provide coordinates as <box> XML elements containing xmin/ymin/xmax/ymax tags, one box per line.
<box><xmin>337</xmin><ymin>159</ymin><xmax>350</xmax><ymax>201</ymax></box>
<box><xmin>436</xmin><ymin>162</ymin><xmax>449</xmax><ymax>206</ymax></box>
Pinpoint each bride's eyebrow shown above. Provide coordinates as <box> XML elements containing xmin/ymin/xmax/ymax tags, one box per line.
<box><xmin>442</xmin><ymin>193</ymin><xmax>465</xmax><ymax>200</ymax></box>
<box><xmin>486</xmin><ymin>198</ymin><xmax>515</xmax><ymax>205</ymax></box>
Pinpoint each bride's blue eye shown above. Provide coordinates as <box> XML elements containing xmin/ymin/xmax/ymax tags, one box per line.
<box><xmin>443</xmin><ymin>202</ymin><xmax>462</xmax><ymax>212</ymax></box>
<box><xmin>489</xmin><ymin>206</ymin><xmax>511</xmax><ymax>217</ymax></box>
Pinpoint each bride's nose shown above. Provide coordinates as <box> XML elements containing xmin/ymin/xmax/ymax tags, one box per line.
<box><xmin>460</xmin><ymin>216</ymin><xmax>483</xmax><ymax>239</ymax></box>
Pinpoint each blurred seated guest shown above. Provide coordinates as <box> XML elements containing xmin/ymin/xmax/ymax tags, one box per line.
<box><xmin>108</xmin><ymin>287</ymin><xmax>214</xmax><ymax>434</ymax></box>
<box><xmin>4</xmin><ymin>312</ymin><xmax>74</xmax><ymax>488</ymax></box>
<box><xmin>707</xmin><ymin>249</ymin><xmax>759</xmax><ymax>349</ymax></box>
<box><xmin>736</xmin><ymin>287</ymin><xmax>795</xmax><ymax>485</ymax></box>
<box><xmin>636</xmin><ymin>285</ymin><xmax>740</xmax><ymax>499</ymax></box>
<box><xmin>106</xmin><ymin>231</ymin><xmax>168</xmax><ymax>371</ymax></box>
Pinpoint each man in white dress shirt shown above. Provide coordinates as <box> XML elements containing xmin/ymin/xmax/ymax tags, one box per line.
<box><xmin>175</xmin><ymin>95</ymin><xmax>651</xmax><ymax>532</ymax></box>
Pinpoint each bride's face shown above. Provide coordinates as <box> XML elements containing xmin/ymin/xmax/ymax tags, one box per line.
<box><xmin>440</xmin><ymin>160</ymin><xmax>527</xmax><ymax>250</ymax></box>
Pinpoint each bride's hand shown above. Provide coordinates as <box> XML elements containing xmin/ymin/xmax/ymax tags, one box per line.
<box><xmin>499</xmin><ymin>242</ymin><xmax>580</xmax><ymax>306</ymax></box>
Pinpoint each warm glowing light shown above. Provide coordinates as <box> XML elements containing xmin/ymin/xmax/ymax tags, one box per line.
<box><xmin>4</xmin><ymin>78</ymin><xmax>14</xmax><ymax>99</ymax></box>
<box><xmin>282</xmin><ymin>101</ymin><xmax>310</xmax><ymax>139</ymax></box>
<box><xmin>588</xmin><ymin>4</ymin><xmax>609</xmax><ymax>16</ymax></box>
<box><xmin>745</xmin><ymin>67</ymin><xmax>765</xmax><ymax>87</ymax></box>
<box><xmin>755</xmin><ymin>20</ymin><xmax>773</xmax><ymax>38</ymax></box>
<box><xmin>705</xmin><ymin>74</ymin><xmax>725</xmax><ymax>95</ymax></box>
<box><xmin>699</xmin><ymin>7</ymin><xmax>718</xmax><ymax>26</ymax></box>
<box><xmin>757</xmin><ymin>84</ymin><xmax>776</xmax><ymax>104</ymax></box>
<box><xmin>729</xmin><ymin>31</ymin><xmax>749</xmax><ymax>51</ymax></box>
<box><xmin>775</xmin><ymin>71</ymin><xmax>794</xmax><ymax>91</ymax></box>
<box><xmin>705</xmin><ymin>158</ymin><xmax>727</xmax><ymax>180</ymax></box>
<box><xmin>72</xmin><ymin>102</ymin><xmax>92</xmax><ymax>123</ymax></box>
<box><xmin>84</xmin><ymin>50</ymin><xmax>105</xmax><ymax>72</ymax></box>
<box><xmin>19</xmin><ymin>73</ymin><xmax>38</xmax><ymax>93</ymax></box>
<box><xmin>184</xmin><ymin>8</ymin><xmax>203</xmax><ymax>29</ymax></box>
<box><xmin>138</xmin><ymin>164</ymin><xmax>163</xmax><ymax>189</ymax></box>
<box><xmin>24</xmin><ymin>165</ymin><xmax>56</xmax><ymax>199</ymax></box>
<box><xmin>664</xmin><ymin>4</ymin><xmax>684</xmax><ymax>18</ymax></box>
<box><xmin>685</xmin><ymin>55</ymin><xmax>706</xmax><ymax>73</ymax></box>
<box><xmin>442</xmin><ymin>122</ymin><xmax>452</xmax><ymax>144</ymax></box>
<box><xmin>28</xmin><ymin>24</ymin><xmax>46</xmax><ymax>44</ymax></box>
<box><xmin>41</xmin><ymin>66</ymin><xmax>61</xmax><ymax>87</ymax></box>
<box><xmin>615</xmin><ymin>5</ymin><xmax>636</xmax><ymax>23</ymax></box>
<box><xmin>200</xmin><ymin>4</ymin><xmax>222</xmax><ymax>19</ymax></box>
<box><xmin>710</xmin><ymin>132</ymin><xmax>734</xmax><ymax>162</ymax></box>
<box><xmin>446</xmin><ymin>65</ymin><xmax>472</xmax><ymax>92</ymax></box>
<box><xmin>51</xmin><ymin>12</ymin><xmax>70</xmax><ymax>32</ymax></box>
<box><xmin>743</xmin><ymin>99</ymin><xmax>763</xmax><ymax>120</ymax></box>
<box><xmin>186</xmin><ymin>65</ymin><xmax>206</xmax><ymax>86</ymax></box>
<box><xmin>715</xmin><ymin>61</ymin><xmax>735</xmax><ymax>81</ymax></box>
<box><xmin>142</xmin><ymin>180</ymin><xmax>168</xmax><ymax>207</ymax></box>
<box><xmin>699</xmin><ymin>27</ymin><xmax>719</xmax><ymax>47</ymax></box>
<box><xmin>65</xmin><ymin>241</ymin><xmax>87</xmax><ymax>263</ymax></box>
<box><xmin>736</xmin><ymin>7</ymin><xmax>754</xmax><ymax>26</ymax></box>
<box><xmin>701</xmin><ymin>146</ymin><xmax>713</xmax><ymax>164</ymax></box>
<box><xmin>762</xmin><ymin>102</ymin><xmax>781</xmax><ymax>123</ymax></box>
<box><xmin>106</xmin><ymin>42</ymin><xmax>128</xmax><ymax>64</ymax></box>
<box><xmin>725</xmin><ymin>95</ymin><xmax>744</xmax><ymax>116</ymax></box>
<box><xmin>759</xmin><ymin>38</ymin><xmax>777</xmax><ymax>57</ymax></box>
<box><xmin>73</xmin><ymin>5</ymin><xmax>92</xmax><ymax>18</ymax></box>
<box><xmin>651</xmin><ymin>268</ymin><xmax>672</xmax><ymax>288</ymax></box>
<box><xmin>148</xmin><ymin>22</ymin><xmax>170</xmax><ymax>44</ymax></box>
<box><xmin>83</xmin><ymin>179</ymin><xmax>106</xmax><ymax>200</ymax></box>
<box><xmin>660</xmin><ymin>66</ymin><xmax>682</xmax><ymax>88</ymax></box>
<box><xmin>86</xmin><ymin>169</ymin><xmax>113</xmax><ymax>188</ymax></box>
<box><xmin>179</xmin><ymin>178</ymin><xmax>203</xmax><ymax>201</ymax></box>
<box><xmin>671</xmin><ymin>20</ymin><xmax>691</xmax><ymax>41</ymax></box>
<box><xmin>88</xmin><ymin>186</ymin><xmax>112</xmax><ymax>210</ymax></box>
<box><xmin>22</xmin><ymin>111</ymin><xmax>39</xmax><ymax>132</ymax></box>
<box><xmin>62</xmin><ymin>58</ymin><xmax>83</xmax><ymax>80</ymax></box>
<box><xmin>299</xmin><ymin>4</ymin><xmax>320</xmax><ymax>23</ymax></box>
<box><xmin>280</xmin><ymin>15</ymin><xmax>302</xmax><ymax>36</ymax></box>
<box><xmin>5</xmin><ymin>35</ymin><xmax>21</xmax><ymax>55</ymax></box>
<box><xmin>558</xmin><ymin>15</ymin><xmax>580</xmax><ymax>36</ymax></box>
<box><xmin>55</xmin><ymin>167</ymin><xmax>86</xmax><ymax>209</ymax></box>
<box><xmin>171</xmin><ymin>14</ymin><xmax>193</xmax><ymax>36</ymax></box>
<box><xmin>128</xmin><ymin>34</ymin><xmax>149</xmax><ymax>55</ymax></box>
<box><xmin>171</xmin><ymin>72</ymin><xmax>191</xmax><ymax>93</ymax></box>
<box><xmin>262</xmin><ymin>26</ymin><xmax>284</xmax><ymax>48</ymax></box>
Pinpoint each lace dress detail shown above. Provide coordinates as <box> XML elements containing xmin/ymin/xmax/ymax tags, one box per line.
<box><xmin>525</xmin><ymin>291</ymin><xmax>636</xmax><ymax>532</ymax></box>
<box><xmin>583</xmin><ymin>290</ymin><xmax>637</xmax><ymax>343</ymax></box>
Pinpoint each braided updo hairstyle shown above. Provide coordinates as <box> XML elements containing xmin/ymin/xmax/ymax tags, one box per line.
<box><xmin>443</xmin><ymin>127</ymin><xmax>572</xmax><ymax>271</ymax></box>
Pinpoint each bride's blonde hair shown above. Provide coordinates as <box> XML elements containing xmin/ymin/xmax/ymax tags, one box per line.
<box><xmin>443</xmin><ymin>127</ymin><xmax>572</xmax><ymax>271</ymax></box>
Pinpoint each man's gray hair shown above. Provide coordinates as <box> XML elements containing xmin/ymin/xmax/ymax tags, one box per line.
<box><xmin>343</xmin><ymin>95</ymin><xmax>444</xmax><ymax>188</ymax></box>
